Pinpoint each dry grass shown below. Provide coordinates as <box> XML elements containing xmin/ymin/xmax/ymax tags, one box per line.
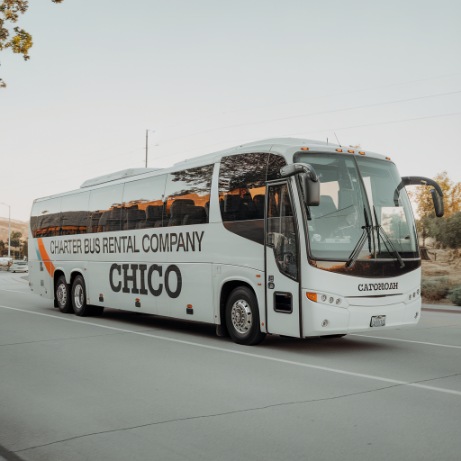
<box><xmin>422</xmin><ymin>248</ymin><xmax>461</xmax><ymax>305</ymax></box>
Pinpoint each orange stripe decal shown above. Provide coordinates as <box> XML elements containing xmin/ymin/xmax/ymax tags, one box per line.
<box><xmin>37</xmin><ymin>238</ymin><xmax>55</xmax><ymax>277</ymax></box>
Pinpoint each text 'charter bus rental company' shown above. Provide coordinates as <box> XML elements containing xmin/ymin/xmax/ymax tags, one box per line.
<box><xmin>29</xmin><ymin>139</ymin><xmax>444</xmax><ymax>345</ymax></box>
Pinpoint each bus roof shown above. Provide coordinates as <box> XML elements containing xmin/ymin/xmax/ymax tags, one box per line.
<box><xmin>33</xmin><ymin>137</ymin><xmax>390</xmax><ymax>203</ymax></box>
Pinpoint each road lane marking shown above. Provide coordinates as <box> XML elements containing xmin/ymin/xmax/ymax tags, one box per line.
<box><xmin>351</xmin><ymin>334</ymin><xmax>461</xmax><ymax>350</ymax></box>
<box><xmin>1</xmin><ymin>304</ymin><xmax>461</xmax><ymax>397</ymax></box>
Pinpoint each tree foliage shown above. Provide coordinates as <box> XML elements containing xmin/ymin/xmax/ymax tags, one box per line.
<box><xmin>0</xmin><ymin>0</ymin><xmax>63</xmax><ymax>88</ymax></box>
<box><xmin>427</xmin><ymin>212</ymin><xmax>461</xmax><ymax>249</ymax></box>
<box><xmin>10</xmin><ymin>230</ymin><xmax>22</xmax><ymax>247</ymax></box>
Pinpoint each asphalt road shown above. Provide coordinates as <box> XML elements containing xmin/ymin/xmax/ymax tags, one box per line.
<box><xmin>1</xmin><ymin>270</ymin><xmax>461</xmax><ymax>461</ymax></box>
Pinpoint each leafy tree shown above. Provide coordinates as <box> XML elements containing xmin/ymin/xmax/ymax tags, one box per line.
<box><xmin>9</xmin><ymin>230</ymin><xmax>22</xmax><ymax>247</ymax></box>
<box><xmin>0</xmin><ymin>0</ymin><xmax>63</xmax><ymax>88</ymax></box>
<box><xmin>428</xmin><ymin>212</ymin><xmax>461</xmax><ymax>249</ymax></box>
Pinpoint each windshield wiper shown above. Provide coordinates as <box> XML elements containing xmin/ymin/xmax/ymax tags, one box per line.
<box><xmin>373</xmin><ymin>206</ymin><xmax>405</xmax><ymax>268</ymax></box>
<box><xmin>346</xmin><ymin>208</ymin><xmax>373</xmax><ymax>268</ymax></box>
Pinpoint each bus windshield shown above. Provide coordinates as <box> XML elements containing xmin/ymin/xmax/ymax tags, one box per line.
<box><xmin>295</xmin><ymin>154</ymin><xmax>419</xmax><ymax>263</ymax></box>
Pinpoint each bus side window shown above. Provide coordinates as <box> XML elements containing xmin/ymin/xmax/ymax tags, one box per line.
<box><xmin>31</xmin><ymin>197</ymin><xmax>62</xmax><ymax>238</ymax></box>
<box><xmin>88</xmin><ymin>185</ymin><xmax>123</xmax><ymax>233</ymax></box>
<box><xmin>219</xmin><ymin>153</ymin><xmax>287</xmax><ymax>221</ymax></box>
<box><xmin>218</xmin><ymin>152</ymin><xmax>286</xmax><ymax>244</ymax></box>
<box><xmin>164</xmin><ymin>164</ymin><xmax>213</xmax><ymax>227</ymax></box>
<box><xmin>122</xmin><ymin>175</ymin><xmax>167</xmax><ymax>230</ymax></box>
<box><xmin>60</xmin><ymin>192</ymin><xmax>90</xmax><ymax>236</ymax></box>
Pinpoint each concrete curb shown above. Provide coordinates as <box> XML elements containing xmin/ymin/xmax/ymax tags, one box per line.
<box><xmin>422</xmin><ymin>303</ymin><xmax>461</xmax><ymax>314</ymax></box>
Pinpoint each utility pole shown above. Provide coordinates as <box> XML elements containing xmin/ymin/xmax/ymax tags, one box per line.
<box><xmin>145</xmin><ymin>129</ymin><xmax>156</xmax><ymax>168</ymax></box>
<box><xmin>0</xmin><ymin>202</ymin><xmax>11</xmax><ymax>258</ymax></box>
<box><xmin>145</xmin><ymin>129</ymin><xmax>148</xmax><ymax>168</ymax></box>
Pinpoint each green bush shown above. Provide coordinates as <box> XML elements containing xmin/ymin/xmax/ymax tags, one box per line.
<box><xmin>448</xmin><ymin>287</ymin><xmax>461</xmax><ymax>306</ymax></box>
<box><xmin>421</xmin><ymin>277</ymin><xmax>451</xmax><ymax>301</ymax></box>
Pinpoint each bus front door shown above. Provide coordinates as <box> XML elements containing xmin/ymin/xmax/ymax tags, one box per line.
<box><xmin>265</xmin><ymin>182</ymin><xmax>301</xmax><ymax>338</ymax></box>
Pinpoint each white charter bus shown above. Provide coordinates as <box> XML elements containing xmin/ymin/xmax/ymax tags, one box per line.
<box><xmin>29</xmin><ymin>138</ymin><xmax>443</xmax><ymax>345</ymax></box>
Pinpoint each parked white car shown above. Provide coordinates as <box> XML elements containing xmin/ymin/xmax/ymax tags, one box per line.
<box><xmin>0</xmin><ymin>257</ymin><xmax>13</xmax><ymax>270</ymax></box>
<box><xmin>9</xmin><ymin>260</ymin><xmax>28</xmax><ymax>273</ymax></box>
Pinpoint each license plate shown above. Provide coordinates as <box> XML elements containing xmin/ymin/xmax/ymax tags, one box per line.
<box><xmin>370</xmin><ymin>315</ymin><xmax>386</xmax><ymax>327</ymax></box>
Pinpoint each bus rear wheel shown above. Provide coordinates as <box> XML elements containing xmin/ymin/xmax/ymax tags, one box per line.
<box><xmin>225</xmin><ymin>287</ymin><xmax>265</xmax><ymax>346</ymax></box>
<box><xmin>71</xmin><ymin>275</ymin><xmax>104</xmax><ymax>317</ymax></box>
<box><xmin>71</xmin><ymin>275</ymin><xmax>90</xmax><ymax>316</ymax></box>
<box><xmin>55</xmin><ymin>275</ymin><xmax>73</xmax><ymax>313</ymax></box>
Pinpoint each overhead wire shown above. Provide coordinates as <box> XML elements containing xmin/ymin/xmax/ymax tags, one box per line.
<box><xmin>155</xmin><ymin>89</ymin><xmax>461</xmax><ymax>144</ymax></box>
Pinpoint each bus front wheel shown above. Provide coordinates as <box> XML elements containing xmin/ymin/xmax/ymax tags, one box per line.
<box><xmin>55</xmin><ymin>275</ymin><xmax>73</xmax><ymax>313</ymax></box>
<box><xmin>225</xmin><ymin>287</ymin><xmax>265</xmax><ymax>346</ymax></box>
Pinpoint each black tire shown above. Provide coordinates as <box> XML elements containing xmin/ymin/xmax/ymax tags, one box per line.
<box><xmin>71</xmin><ymin>275</ymin><xmax>104</xmax><ymax>317</ymax></box>
<box><xmin>71</xmin><ymin>275</ymin><xmax>91</xmax><ymax>316</ymax></box>
<box><xmin>225</xmin><ymin>287</ymin><xmax>265</xmax><ymax>346</ymax></box>
<box><xmin>55</xmin><ymin>275</ymin><xmax>73</xmax><ymax>313</ymax></box>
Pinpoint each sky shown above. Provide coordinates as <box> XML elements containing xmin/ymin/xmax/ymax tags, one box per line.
<box><xmin>1</xmin><ymin>0</ymin><xmax>460</xmax><ymax>222</ymax></box>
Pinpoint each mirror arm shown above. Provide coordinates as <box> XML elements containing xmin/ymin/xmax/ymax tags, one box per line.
<box><xmin>395</xmin><ymin>176</ymin><xmax>444</xmax><ymax>217</ymax></box>
<box><xmin>280</xmin><ymin>163</ymin><xmax>319</xmax><ymax>182</ymax></box>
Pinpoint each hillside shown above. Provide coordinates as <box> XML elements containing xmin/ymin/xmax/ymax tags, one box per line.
<box><xmin>0</xmin><ymin>218</ymin><xmax>28</xmax><ymax>242</ymax></box>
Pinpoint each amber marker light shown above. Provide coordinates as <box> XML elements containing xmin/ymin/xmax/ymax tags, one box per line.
<box><xmin>336</xmin><ymin>148</ymin><xmax>343</xmax><ymax>153</ymax></box>
<box><xmin>300</xmin><ymin>147</ymin><xmax>310</xmax><ymax>151</ymax></box>
<box><xmin>347</xmin><ymin>149</ymin><xmax>355</xmax><ymax>154</ymax></box>
<box><xmin>358</xmin><ymin>151</ymin><xmax>366</xmax><ymax>155</ymax></box>
<box><xmin>306</xmin><ymin>292</ymin><xmax>318</xmax><ymax>302</ymax></box>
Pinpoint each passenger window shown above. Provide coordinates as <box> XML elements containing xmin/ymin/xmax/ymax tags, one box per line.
<box><xmin>218</xmin><ymin>152</ymin><xmax>286</xmax><ymax>244</ymax></box>
<box><xmin>60</xmin><ymin>192</ymin><xmax>90</xmax><ymax>236</ymax></box>
<box><xmin>31</xmin><ymin>197</ymin><xmax>62</xmax><ymax>238</ymax></box>
<box><xmin>219</xmin><ymin>153</ymin><xmax>267</xmax><ymax>222</ymax></box>
<box><xmin>122</xmin><ymin>176</ymin><xmax>166</xmax><ymax>229</ymax></box>
<box><xmin>88</xmin><ymin>185</ymin><xmax>124</xmax><ymax>233</ymax></box>
<box><xmin>164</xmin><ymin>164</ymin><xmax>213</xmax><ymax>227</ymax></box>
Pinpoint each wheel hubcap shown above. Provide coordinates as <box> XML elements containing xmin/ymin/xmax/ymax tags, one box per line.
<box><xmin>57</xmin><ymin>284</ymin><xmax>67</xmax><ymax>306</ymax></box>
<box><xmin>74</xmin><ymin>284</ymin><xmax>84</xmax><ymax>310</ymax></box>
<box><xmin>231</xmin><ymin>300</ymin><xmax>252</xmax><ymax>334</ymax></box>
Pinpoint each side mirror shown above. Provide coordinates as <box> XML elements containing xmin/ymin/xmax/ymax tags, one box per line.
<box><xmin>300</xmin><ymin>172</ymin><xmax>320</xmax><ymax>206</ymax></box>
<box><xmin>395</xmin><ymin>176</ymin><xmax>444</xmax><ymax>218</ymax></box>
<box><xmin>430</xmin><ymin>188</ymin><xmax>444</xmax><ymax>218</ymax></box>
<box><xmin>280</xmin><ymin>163</ymin><xmax>320</xmax><ymax>206</ymax></box>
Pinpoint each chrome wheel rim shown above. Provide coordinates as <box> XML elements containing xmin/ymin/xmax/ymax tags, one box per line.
<box><xmin>231</xmin><ymin>299</ymin><xmax>252</xmax><ymax>335</ymax></box>
<box><xmin>74</xmin><ymin>284</ymin><xmax>84</xmax><ymax>310</ymax></box>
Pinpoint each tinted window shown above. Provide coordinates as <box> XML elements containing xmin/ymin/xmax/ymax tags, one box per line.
<box><xmin>61</xmin><ymin>192</ymin><xmax>90</xmax><ymax>236</ymax></box>
<box><xmin>122</xmin><ymin>176</ymin><xmax>166</xmax><ymax>229</ymax></box>
<box><xmin>163</xmin><ymin>164</ymin><xmax>213</xmax><ymax>227</ymax></box>
<box><xmin>31</xmin><ymin>197</ymin><xmax>62</xmax><ymax>238</ymax></box>
<box><xmin>88</xmin><ymin>185</ymin><xmax>124</xmax><ymax>233</ymax></box>
<box><xmin>218</xmin><ymin>152</ymin><xmax>286</xmax><ymax>243</ymax></box>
